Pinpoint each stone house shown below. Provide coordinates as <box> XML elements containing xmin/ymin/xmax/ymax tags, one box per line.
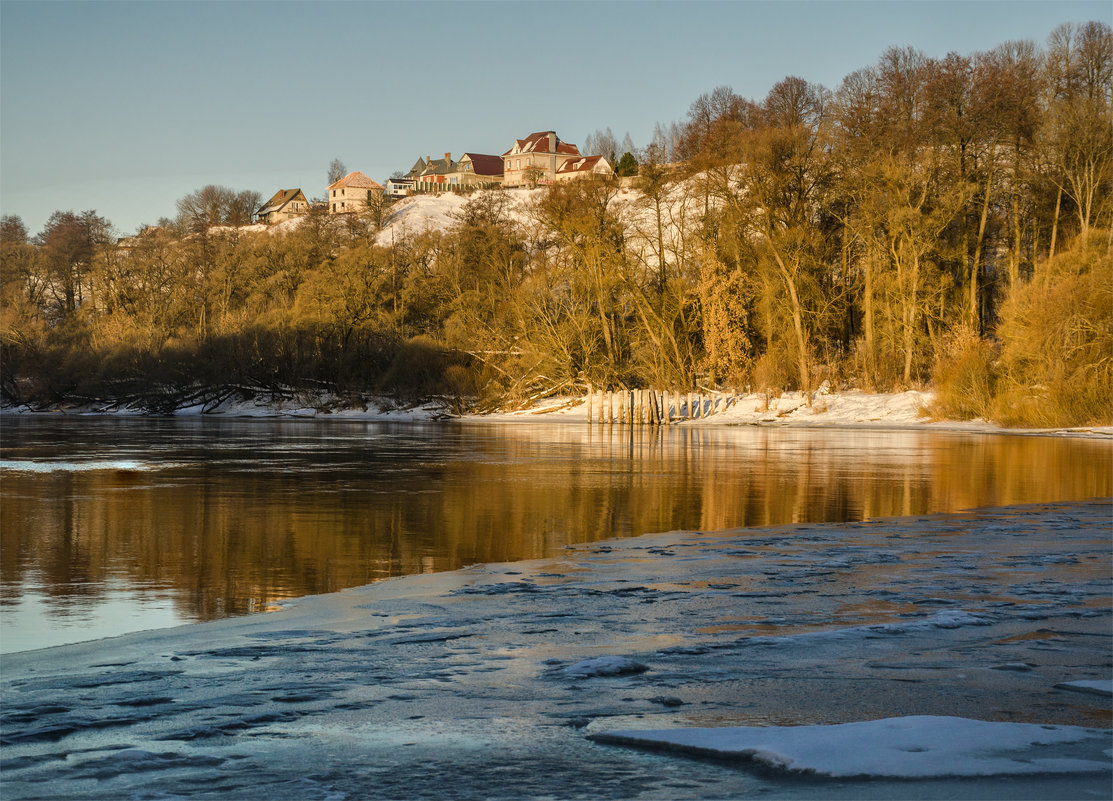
<box><xmin>327</xmin><ymin>171</ymin><xmax>385</xmax><ymax>214</ymax></box>
<box><xmin>255</xmin><ymin>189</ymin><xmax>310</xmax><ymax>224</ymax></box>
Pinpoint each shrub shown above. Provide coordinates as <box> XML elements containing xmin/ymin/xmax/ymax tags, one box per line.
<box><xmin>991</xmin><ymin>231</ymin><xmax>1113</xmax><ymax>427</ymax></box>
<box><xmin>930</xmin><ymin>324</ymin><xmax>998</xmax><ymax>420</ymax></box>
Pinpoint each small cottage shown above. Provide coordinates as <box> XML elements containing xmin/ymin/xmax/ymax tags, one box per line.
<box><xmin>256</xmin><ymin>189</ymin><xmax>310</xmax><ymax>224</ymax></box>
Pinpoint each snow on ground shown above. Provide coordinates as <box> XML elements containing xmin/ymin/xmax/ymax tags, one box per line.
<box><xmin>2</xmin><ymin>500</ymin><xmax>1109</xmax><ymax>800</ymax></box>
<box><xmin>476</xmin><ymin>388</ymin><xmax>1113</xmax><ymax>437</ymax></box>
<box><xmin>373</xmin><ymin>188</ymin><xmax>545</xmax><ymax>246</ymax></box>
<box><xmin>593</xmin><ymin>716</ymin><xmax>1110</xmax><ymax>778</ymax></box>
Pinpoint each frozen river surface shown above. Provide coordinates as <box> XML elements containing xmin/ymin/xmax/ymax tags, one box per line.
<box><xmin>1</xmin><ymin>500</ymin><xmax>1110</xmax><ymax>800</ymax></box>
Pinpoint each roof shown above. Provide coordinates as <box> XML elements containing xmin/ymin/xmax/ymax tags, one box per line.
<box><xmin>501</xmin><ymin>131</ymin><xmax>581</xmax><ymax>158</ymax></box>
<box><xmin>419</xmin><ymin>156</ymin><xmax>456</xmax><ymax>177</ymax></box>
<box><xmin>555</xmin><ymin>155</ymin><xmax>613</xmax><ymax>175</ymax></box>
<box><xmin>460</xmin><ymin>153</ymin><xmax>504</xmax><ymax>176</ymax></box>
<box><xmin>328</xmin><ymin>171</ymin><xmax>384</xmax><ymax>191</ymax></box>
<box><xmin>257</xmin><ymin>188</ymin><xmax>307</xmax><ymax>216</ymax></box>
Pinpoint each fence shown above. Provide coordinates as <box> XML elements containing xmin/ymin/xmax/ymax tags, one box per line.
<box><xmin>584</xmin><ymin>388</ymin><xmax>735</xmax><ymax>425</ymax></box>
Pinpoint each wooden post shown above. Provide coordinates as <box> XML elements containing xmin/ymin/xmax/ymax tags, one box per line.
<box><xmin>586</xmin><ymin>385</ymin><xmax>593</xmax><ymax>424</ymax></box>
<box><xmin>649</xmin><ymin>390</ymin><xmax>658</xmax><ymax>425</ymax></box>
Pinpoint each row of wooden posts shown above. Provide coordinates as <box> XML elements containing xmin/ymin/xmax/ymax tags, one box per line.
<box><xmin>584</xmin><ymin>388</ymin><xmax>734</xmax><ymax>425</ymax></box>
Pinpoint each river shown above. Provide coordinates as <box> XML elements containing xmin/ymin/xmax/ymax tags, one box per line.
<box><xmin>1</xmin><ymin>416</ymin><xmax>1109</xmax><ymax>653</ymax></box>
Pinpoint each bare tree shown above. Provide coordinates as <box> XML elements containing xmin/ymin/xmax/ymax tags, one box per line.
<box><xmin>328</xmin><ymin>158</ymin><xmax>348</xmax><ymax>185</ymax></box>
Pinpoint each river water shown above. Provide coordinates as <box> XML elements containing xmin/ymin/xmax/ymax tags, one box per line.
<box><xmin>1</xmin><ymin>416</ymin><xmax>1109</xmax><ymax>653</ymax></box>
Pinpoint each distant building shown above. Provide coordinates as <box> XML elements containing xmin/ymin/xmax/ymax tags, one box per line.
<box><xmin>385</xmin><ymin>177</ymin><xmax>415</xmax><ymax>198</ymax></box>
<box><xmin>501</xmin><ymin>131</ymin><xmax>582</xmax><ymax>187</ymax></box>
<box><xmin>327</xmin><ymin>171</ymin><xmax>385</xmax><ymax>214</ymax></box>
<box><xmin>448</xmin><ymin>153</ymin><xmax>504</xmax><ymax>187</ymax></box>
<box><xmin>553</xmin><ymin>155</ymin><xmax>615</xmax><ymax>182</ymax></box>
<box><xmin>256</xmin><ymin>189</ymin><xmax>310</xmax><ymax>224</ymax></box>
<box><xmin>408</xmin><ymin>153</ymin><xmax>457</xmax><ymax>192</ymax></box>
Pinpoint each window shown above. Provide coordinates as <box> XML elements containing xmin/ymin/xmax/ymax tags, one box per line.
<box><xmin>516</xmin><ymin>159</ymin><xmax>520</xmax><ymax>169</ymax></box>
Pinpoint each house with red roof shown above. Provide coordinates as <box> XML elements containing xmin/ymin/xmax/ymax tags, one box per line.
<box><xmin>327</xmin><ymin>171</ymin><xmax>385</xmax><ymax>214</ymax></box>
<box><xmin>256</xmin><ymin>189</ymin><xmax>310</xmax><ymax>224</ymax></box>
<box><xmin>502</xmin><ymin>131</ymin><xmax>584</xmax><ymax>187</ymax></box>
<box><xmin>448</xmin><ymin>153</ymin><xmax>504</xmax><ymax>188</ymax></box>
<box><xmin>553</xmin><ymin>155</ymin><xmax>615</xmax><ymax>183</ymax></box>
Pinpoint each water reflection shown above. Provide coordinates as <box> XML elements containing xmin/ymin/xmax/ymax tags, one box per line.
<box><xmin>1</xmin><ymin>417</ymin><xmax>1109</xmax><ymax>651</ymax></box>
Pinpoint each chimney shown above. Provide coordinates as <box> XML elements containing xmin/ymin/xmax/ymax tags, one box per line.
<box><xmin>548</xmin><ymin>132</ymin><xmax>557</xmax><ymax>153</ymax></box>
<box><xmin>445</xmin><ymin>152</ymin><xmax>451</xmax><ymax>164</ymax></box>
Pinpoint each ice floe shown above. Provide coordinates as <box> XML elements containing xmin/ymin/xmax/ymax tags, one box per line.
<box><xmin>558</xmin><ymin>656</ymin><xmax>649</xmax><ymax>679</ymax></box>
<box><xmin>593</xmin><ymin>715</ymin><xmax>1112</xmax><ymax>778</ymax></box>
<box><xmin>1056</xmin><ymin>679</ymin><xmax>1113</xmax><ymax>697</ymax></box>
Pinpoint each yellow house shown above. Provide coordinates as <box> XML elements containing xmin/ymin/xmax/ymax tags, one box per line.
<box><xmin>502</xmin><ymin>131</ymin><xmax>583</xmax><ymax>187</ymax></box>
<box><xmin>448</xmin><ymin>153</ymin><xmax>505</xmax><ymax>188</ymax></box>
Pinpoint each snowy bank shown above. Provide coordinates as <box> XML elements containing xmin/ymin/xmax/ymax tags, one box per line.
<box><xmin>5</xmin><ymin>387</ymin><xmax>1111</xmax><ymax>438</ymax></box>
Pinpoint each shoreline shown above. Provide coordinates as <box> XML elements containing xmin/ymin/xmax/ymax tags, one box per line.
<box><xmin>3</xmin><ymin>389</ymin><xmax>1111</xmax><ymax>439</ymax></box>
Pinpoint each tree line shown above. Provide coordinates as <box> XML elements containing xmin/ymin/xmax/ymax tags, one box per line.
<box><xmin>1</xmin><ymin>21</ymin><xmax>1110</xmax><ymax>425</ymax></box>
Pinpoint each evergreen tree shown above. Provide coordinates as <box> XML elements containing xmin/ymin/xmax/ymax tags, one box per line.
<box><xmin>616</xmin><ymin>152</ymin><xmax>639</xmax><ymax>177</ymax></box>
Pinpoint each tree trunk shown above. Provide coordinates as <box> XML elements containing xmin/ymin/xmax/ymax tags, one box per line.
<box><xmin>767</xmin><ymin>240</ymin><xmax>811</xmax><ymax>404</ymax></box>
<box><xmin>1048</xmin><ymin>184</ymin><xmax>1063</xmax><ymax>262</ymax></box>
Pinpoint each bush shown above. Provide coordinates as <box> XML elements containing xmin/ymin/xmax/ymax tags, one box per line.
<box><xmin>930</xmin><ymin>324</ymin><xmax>998</xmax><ymax>420</ymax></box>
<box><xmin>991</xmin><ymin>231</ymin><xmax>1113</xmax><ymax>427</ymax></box>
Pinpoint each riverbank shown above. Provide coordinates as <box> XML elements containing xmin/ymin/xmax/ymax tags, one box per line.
<box><xmin>2</xmin><ymin>500</ymin><xmax>1110</xmax><ymax>800</ymax></box>
<box><xmin>4</xmin><ymin>388</ymin><xmax>1111</xmax><ymax>438</ymax></box>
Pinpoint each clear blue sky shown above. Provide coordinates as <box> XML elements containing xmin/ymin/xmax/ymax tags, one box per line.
<box><xmin>1</xmin><ymin>0</ymin><xmax>1108</xmax><ymax>237</ymax></box>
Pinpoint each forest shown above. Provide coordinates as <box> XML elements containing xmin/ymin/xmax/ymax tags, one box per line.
<box><xmin>1</xmin><ymin>21</ymin><xmax>1110</xmax><ymax>427</ymax></box>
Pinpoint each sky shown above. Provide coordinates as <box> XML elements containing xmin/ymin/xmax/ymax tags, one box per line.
<box><xmin>1</xmin><ymin>0</ymin><xmax>1108</xmax><ymax>238</ymax></box>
